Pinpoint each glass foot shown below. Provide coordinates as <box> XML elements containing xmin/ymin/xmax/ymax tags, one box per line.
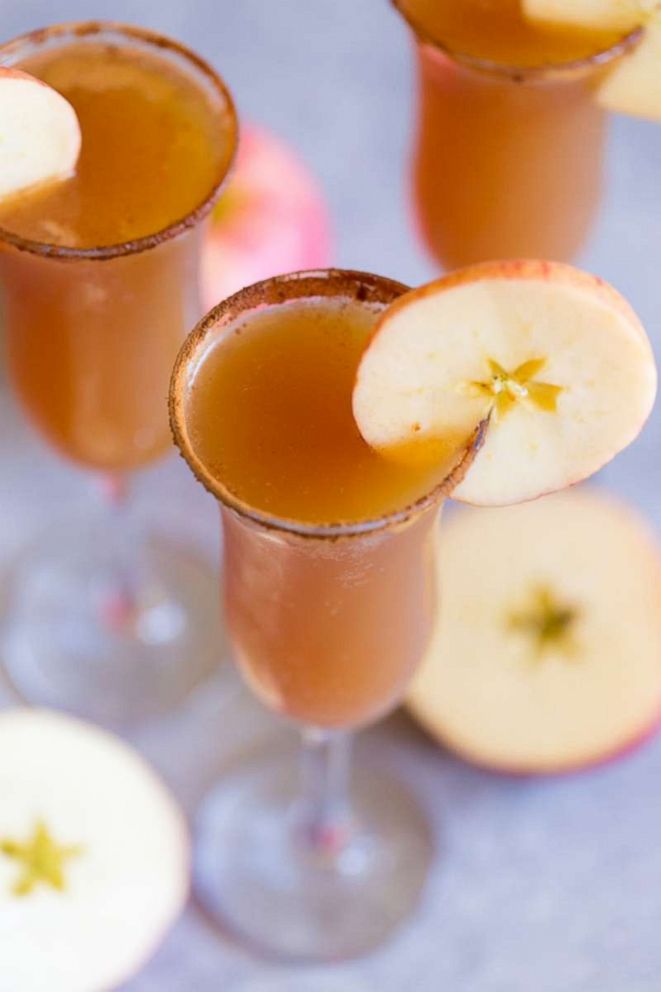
<box><xmin>195</xmin><ymin>752</ymin><xmax>434</xmax><ymax>962</ymax></box>
<box><xmin>1</xmin><ymin>516</ymin><xmax>228</xmax><ymax>727</ymax></box>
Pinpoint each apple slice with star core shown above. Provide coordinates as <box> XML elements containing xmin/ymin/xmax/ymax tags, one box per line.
<box><xmin>353</xmin><ymin>260</ymin><xmax>656</xmax><ymax>506</ymax></box>
<box><xmin>0</xmin><ymin>708</ymin><xmax>188</xmax><ymax>992</ymax></box>
<box><xmin>0</xmin><ymin>67</ymin><xmax>81</xmax><ymax>201</ymax></box>
<box><xmin>407</xmin><ymin>488</ymin><xmax>661</xmax><ymax>774</ymax></box>
<box><xmin>522</xmin><ymin>0</ymin><xmax>661</xmax><ymax>121</ymax></box>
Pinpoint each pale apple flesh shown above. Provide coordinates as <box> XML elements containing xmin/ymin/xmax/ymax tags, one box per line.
<box><xmin>522</xmin><ymin>0</ymin><xmax>661</xmax><ymax>122</ymax></box>
<box><xmin>598</xmin><ymin>14</ymin><xmax>661</xmax><ymax>119</ymax></box>
<box><xmin>0</xmin><ymin>68</ymin><xmax>81</xmax><ymax>202</ymax></box>
<box><xmin>0</xmin><ymin>709</ymin><xmax>189</xmax><ymax>992</ymax></box>
<box><xmin>407</xmin><ymin>489</ymin><xmax>661</xmax><ymax>774</ymax></box>
<box><xmin>522</xmin><ymin>0</ymin><xmax>644</xmax><ymax>32</ymax></box>
<box><xmin>353</xmin><ymin>260</ymin><xmax>657</xmax><ymax>507</ymax></box>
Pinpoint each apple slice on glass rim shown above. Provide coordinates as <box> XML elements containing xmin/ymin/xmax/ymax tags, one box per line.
<box><xmin>353</xmin><ymin>260</ymin><xmax>656</xmax><ymax>507</ymax></box>
<box><xmin>407</xmin><ymin>488</ymin><xmax>661</xmax><ymax>774</ymax></box>
<box><xmin>0</xmin><ymin>67</ymin><xmax>80</xmax><ymax>201</ymax></box>
<box><xmin>522</xmin><ymin>0</ymin><xmax>661</xmax><ymax>120</ymax></box>
<box><xmin>522</xmin><ymin>0</ymin><xmax>647</xmax><ymax>32</ymax></box>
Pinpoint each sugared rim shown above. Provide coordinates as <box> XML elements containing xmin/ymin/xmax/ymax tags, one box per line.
<box><xmin>0</xmin><ymin>20</ymin><xmax>238</xmax><ymax>260</ymax></box>
<box><xmin>390</xmin><ymin>0</ymin><xmax>643</xmax><ymax>80</ymax></box>
<box><xmin>169</xmin><ymin>268</ymin><xmax>487</xmax><ymax>539</ymax></box>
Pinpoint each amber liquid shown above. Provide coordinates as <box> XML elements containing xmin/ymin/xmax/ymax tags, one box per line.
<box><xmin>397</xmin><ymin>0</ymin><xmax>627</xmax><ymax>268</ymax></box>
<box><xmin>0</xmin><ymin>37</ymin><xmax>234</xmax><ymax>470</ymax></box>
<box><xmin>187</xmin><ymin>297</ymin><xmax>452</xmax><ymax>728</ymax></box>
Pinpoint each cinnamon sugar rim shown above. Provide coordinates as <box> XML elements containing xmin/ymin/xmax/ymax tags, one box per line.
<box><xmin>169</xmin><ymin>268</ymin><xmax>487</xmax><ymax>540</ymax></box>
<box><xmin>0</xmin><ymin>20</ymin><xmax>238</xmax><ymax>261</ymax></box>
<box><xmin>390</xmin><ymin>1</ymin><xmax>643</xmax><ymax>81</ymax></box>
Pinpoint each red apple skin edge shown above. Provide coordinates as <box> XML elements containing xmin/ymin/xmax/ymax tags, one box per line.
<box><xmin>201</xmin><ymin>124</ymin><xmax>333</xmax><ymax>310</ymax></box>
<box><xmin>409</xmin><ymin>709</ymin><xmax>661</xmax><ymax>781</ymax></box>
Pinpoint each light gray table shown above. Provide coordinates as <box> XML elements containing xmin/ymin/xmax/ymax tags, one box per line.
<box><xmin>1</xmin><ymin>2</ymin><xmax>661</xmax><ymax>990</ymax></box>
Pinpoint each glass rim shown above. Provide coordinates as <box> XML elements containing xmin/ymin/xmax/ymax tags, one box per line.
<box><xmin>0</xmin><ymin>20</ymin><xmax>239</xmax><ymax>261</ymax></box>
<box><xmin>169</xmin><ymin>267</ymin><xmax>488</xmax><ymax>540</ymax></box>
<box><xmin>390</xmin><ymin>0</ymin><xmax>643</xmax><ymax>80</ymax></box>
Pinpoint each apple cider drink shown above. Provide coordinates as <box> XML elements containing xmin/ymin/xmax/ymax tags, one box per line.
<box><xmin>0</xmin><ymin>23</ymin><xmax>238</xmax><ymax>726</ymax></box>
<box><xmin>0</xmin><ymin>26</ymin><xmax>236</xmax><ymax>471</ymax></box>
<box><xmin>171</xmin><ymin>261</ymin><xmax>654</xmax><ymax>960</ymax></box>
<box><xmin>177</xmin><ymin>271</ymin><xmax>473</xmax><ymax>728</ymax></box>
<box><xmin>393</xmin><ymin>0</ymin><xmax>639</xmax><ymax>268</ymax></box>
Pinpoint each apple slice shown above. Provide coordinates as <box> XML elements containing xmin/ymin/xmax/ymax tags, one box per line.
<box><xmin>597</xmin><ymin>12</ymin><xmax>661</xmax><ymax>118</ymax></box>
<box><xmin>353</xmin><ymin>260</ymin><xmax>656</xmax><ymax>506</ymax></box>
<box><xmin>0</xmin><ymin>708</ymin><xmax>188</xmax><ymax>992</ymax></box>
<box><xmin>522</xmin><ymin>1</ymin><xmax>661</xmax><ymax>121</ymax></box>
<box><xmin>407</xmin><ymin>488</ymin><xmax>661</xmax><ymax>774</ymax></box>
<box><xmin>521</xmin><ymin>0</ymin><xmax>645</xmax><ymax>32</ymax></box>
<box><xmin>0</xmin><ymin>67</ymin><xmax>81</xmax><ymax>201</ymax></box>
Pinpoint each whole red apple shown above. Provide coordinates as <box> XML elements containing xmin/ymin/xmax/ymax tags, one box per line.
<box><xmin>201</xmin><ymin>124</ymin><xmax>333</xmax><ymax>310</ymax></box>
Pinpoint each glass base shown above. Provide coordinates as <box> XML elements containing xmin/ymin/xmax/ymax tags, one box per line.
<box><xmin>1</xmin><ymin>515</ymin><xmax>227</xmax><ymax>727</ymax></box>
<box><xmin>195</xmin><ymin>752</ymin><xmax>434</xmax><ymax>962</ymax></box>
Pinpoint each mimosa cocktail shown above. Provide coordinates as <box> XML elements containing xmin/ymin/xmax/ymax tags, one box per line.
<box><xmin>171</xmin><ymin>243</ymin><xmax>658</xmax><ymax>960</ymax></box>
<box><xmin>0</xmin><ymin>25</ymin><xmax>235</xmax><ymax>470</ymax></box>
<box><xmin>0</xmin><ymin>23</ymin><xmax>237</xmax><ymax>724</ymax></box>
<box><xmin>184</xmin><ymin>275</ymin><xmax>472</xmax><ymax>728</ymax></box>
<box><xmin>393</xmin><ymin>0</ymin><xmax>640</xmax><ymax>268</ymax></box>
<box><xmin>171</xmin><ymin>269</ymin><xmax>481</xmax><ymax>959</ymax></box>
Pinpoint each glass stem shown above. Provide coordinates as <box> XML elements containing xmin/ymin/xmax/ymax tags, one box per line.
<box><xmin>95</xmin><ymin>473</ymin><xmax>137</xmax><ymax>631</ymax></box>
<box><xmin>98</xmin><ymin>472</ymin><xmax>129</xmax><ymax>511</ymax></box>
<box><xmin>297</xmin><ymin>727</ymin><xmax>354</xmax><ymax>858</ymax></box>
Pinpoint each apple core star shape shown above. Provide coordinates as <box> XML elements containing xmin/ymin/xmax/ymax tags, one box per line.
<box><xmin>1</xmin><ymin>819</ymin><xmax>82</xmax><ymax>896</ymax></box>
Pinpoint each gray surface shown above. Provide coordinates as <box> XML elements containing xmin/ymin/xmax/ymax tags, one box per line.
<box><xmin>1</xmin><ymin>1</ymin><xmax>661</xmax><ymax>990</ymax></box>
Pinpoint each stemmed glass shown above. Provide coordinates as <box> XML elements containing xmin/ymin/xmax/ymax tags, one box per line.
<box><xmin>0</xmin><ymin>22</ymin><xmax>238</xmax><ymax>725</ymax></box>
<box><xmin>391</xmin><ymin>1</ymin><xmax>641</xmax><ymax>268</ymax></box>
<box><xmin>170</xmin><ymin>269</ymin><xmax>485</xmax><ymax>960</ymax></box>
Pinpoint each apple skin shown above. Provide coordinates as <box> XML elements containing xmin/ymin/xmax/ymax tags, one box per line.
<box><xmin>201</xmin><ymin>124</ymin><xmax>333</xmax><ymax>310</ymax></box>
<box><xmin>369</xmin><ymin>258</ymin><xmax>650</xmax><ymax>349</ymax></box>
<box><xmin>411</xmin><ymin>707</ymin><xmax>661</xmax><ymax>779</ymax></box>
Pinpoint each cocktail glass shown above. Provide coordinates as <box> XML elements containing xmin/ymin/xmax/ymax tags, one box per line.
<box><xmin>392</xmin><ymin>1</ymin><xmax>641</xmax><ymax>269</ymax></box>
<box><xmin>0</xmin><ymin>23</ymin><xmax>238</xmax><ymax>725</ymax></box>
<box><xmin>170</xmin><ymin>269</ymin><xmax>484</xmax><ymax>960</ymax></box>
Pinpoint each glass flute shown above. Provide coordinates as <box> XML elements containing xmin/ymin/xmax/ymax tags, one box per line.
<box><xmin>170</xmin><ymin>269</ymin><xmax>485</xmax><ymax>960</ymax></box>
<box><xmin>0</xmin><ymin>22</ymin><xmax>238</xmax><ymax>725</ymax></box>
<box><xmin>392</xmin><ymin>1</ymin><xmax>641</xmax><ymax>269</ymax></box>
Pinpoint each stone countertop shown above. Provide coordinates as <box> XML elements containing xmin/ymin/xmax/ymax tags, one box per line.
<box><xmin>1</xmin><ymin>2</ymin><xmax>661</xmax><ymax>990</ymax></box>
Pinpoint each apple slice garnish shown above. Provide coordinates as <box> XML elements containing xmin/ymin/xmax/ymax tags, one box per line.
<box><xmin>353</xmin><ymin>260</ymin><xmax>656</xmax><ymax>506</ymax></box>
<box><xmin>598</xmin><ymin>11</ymin><xmax>661</xmax><ymax>118</ymax></box>
<box><xmin>407</xmin><ymin>488</ymin><xmax>661</xmax><ymax>774</ymax></box>
<box><xmin>522</xmin><ymin>0</ymin><xmax>661</xmax><ymax>121</ymax></box>
<box><xmin>0</xmin><ymin>67</ymin><xmax>81</xmax><ymax>202</ymax></box>
<box><xmin>521</xmin><ymin>0</ymin><xmax>646</xmax><ymax>32</ymax></box>
<box><xmin>0</xmin><ymin>709</ymin><xmax>188</xmax><ymax>992</ymax></box>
